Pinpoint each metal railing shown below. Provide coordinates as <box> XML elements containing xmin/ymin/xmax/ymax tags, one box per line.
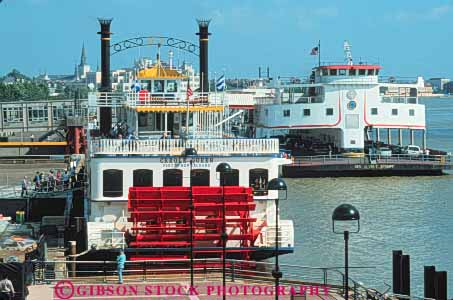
<box><xmin>31</xmin><ymin>258</ymin><xmax>382</xmax><ymax>300</ymax></box>
<box><xmin>87</xmin><ymin>231</ymin><xmax>126</xmax><ymax>250</ymax></box>
<box><xmin>292</xmin><ymin>154</ymin><xmax>453</xmax><ymax>167</ymax></box>
<box><xmin>381</xmin><ymin>96</ymin><xmax>418</xmax><ymax>104</ymax></box>
<box><xmin>89</xmin><ymin>138</ymin><xmax>280</xmax><ymax>156</ymax></box>
<box><xmin>257</xmin><ymin>220</ymin><xmax>295</xmax><ymax>248</ymax></box>
<box><xmin>88</xmin><ymin>92</ymin><xmax>225</xmax><ymax>108</ymax></box>
<box><xmin>379</xmin><ymin>76</ymin><xmax>419</xmax><ymax>84</ymax></box>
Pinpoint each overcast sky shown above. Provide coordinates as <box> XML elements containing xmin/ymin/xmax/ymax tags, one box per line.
<box><xmin>0</xmin><ymin>0</ymin><xmax>452</xmax><ymax>79</ymax></box>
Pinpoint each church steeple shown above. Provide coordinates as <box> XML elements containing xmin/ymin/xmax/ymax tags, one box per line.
<box><xmin>80</xmin><ymin>43</ymin><xmax>87</xmax><ymax>66</ymax></box>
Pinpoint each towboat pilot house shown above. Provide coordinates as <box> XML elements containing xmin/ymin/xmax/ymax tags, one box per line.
<box><xmin>86</xmin><ymin>59</ymin><xmax>294</xmax><ymax>261</ymax></box>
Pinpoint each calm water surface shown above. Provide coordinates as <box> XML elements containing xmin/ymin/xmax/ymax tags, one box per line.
<box><xmin>280</xmin><ymin>97</ymin><xmax>453</xmax><ymax>296</ymax></box>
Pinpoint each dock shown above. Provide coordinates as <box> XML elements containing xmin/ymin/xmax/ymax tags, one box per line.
<box><xmin>27</xmin><ymin>258</ymin><xmax>382</xmax><ymax>300</ymax></box>
<box><xmin>283</xmin><ymin>154</ymin><xmax>453</xmax><ymax>177</ymax></box>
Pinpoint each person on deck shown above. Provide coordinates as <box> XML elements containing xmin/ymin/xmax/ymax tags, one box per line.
<box><xmin>0</xmin><ymin>273</ymin><xmax>15</xmax><ymax>300</ymax></box>
<box><xmin>33</xmin><ymin>172</ymin><xmax>41</xmax><ymax>191</ymax></box>
<box><xmin>21</xmin><ymin>176</ymin><xmax>28</xmax><ymax>197</ymax></box>
<box><xmin>63</xmin><ymin>171</ymin><xmax>69</xmax><ymax>189</ymax></box>
<box><xmin>116</xmin><ymin>250</ymin><xmax>126</xmax><ymax>284</ymax></box>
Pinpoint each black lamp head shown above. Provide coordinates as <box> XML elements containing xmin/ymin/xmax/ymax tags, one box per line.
<box><xmin>332</xmin><ymin>204</ymin><xmax>360</xmax><ymax>221</ymax></box>
<box><xmin>332</xmin><ymin>203</ymin><xmax>360</xmax><ymax>233</ymax></box>
<box><xmin>184</xmin><ymin>148</ymin><xmax>198</xmax><ymax>157</ymax></box>
<box><xmin>216</xmin><ymin>162</ymin><xmax>232</xmax><ymax>173</ymax></box>
<box><xmin>267</xmin><ymin>178</ymin><xmax>287</xmax><ymax>191</ymax></box>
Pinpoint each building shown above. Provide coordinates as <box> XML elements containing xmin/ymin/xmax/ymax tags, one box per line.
<box><xmin>86</xmin><ymin>66</ymin><xmax>102</xmax><ymax>88</ymax></box>
<box><xmin>443</xmin><ymin>81</ymin><xmax>453</xmax><ymax>94</ymax></box>
<box><xmin>427</xmin><ymin>78</ymin><xmax>450</xmax><ymax>93</ymax></box>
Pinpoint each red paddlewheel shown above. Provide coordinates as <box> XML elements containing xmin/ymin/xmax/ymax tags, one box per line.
<box><xmin>128</xmin><ymin>186</ymin><xmax>257</xmax><ymax>261</ymax></box>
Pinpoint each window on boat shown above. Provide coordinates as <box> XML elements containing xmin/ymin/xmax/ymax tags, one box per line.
<box><xmin>329</xmin><ymin>69</ymin><xmax>337</xmax><ymax>76</ymax></box>
<box><xmin>322</xmin><ymin>69</ymin><xmax>328</xmax><ymax>76</ymax></box>
<box><xmin>153</xmin><ymin>80</ymin><xmax>164</xmax><ymax>93</ymax></box>
<box><xmin>409</xmin><ymin>109</ymin><xmax>415</xmax><ymax>116</ymax></box>
<box><xmin>283</xmin><ymin>110</ymin><xmax>291</xmax><ymax>117</ymax></box>
<box><xmin>326</xmin><ymin>108</ymin><xmax>334</xmax><ymax>116</ymax></box>
<box><xmin>409</xmin><ymin>88</ymin><xmax>417</xmax><ymax>97</ymax></box>
<box><xmin>133</xmin><ymin>169</ymin><xmax>153</xmax><ymax>187</ymax></box>
<box><xmin>358</xmin><ymin>69</ymin><xmax>366</xmax><ymax>76</ymax></box>
<box><xmin>265</xmin><ymin>109</ymin><xmax>268</xmax><ymax>116</ymax></box>
<box><xmin>339</xmin><ymin>69</ymin><xmax>347</xmax><ymax>76</ymax></box>
<box><xmin>163</xmin><ymin>169</ymin><xmax>183</xmax><ymax>186</ymax></box>
<box><xmin>349</xmin><ymin>69</ymin><xmax>357</xmax><ymax>76</ymax></box>
<box><xmin>166</xmin><ymin>80</ymin><xmax>178</xmax><ymax>93</ymax></box>
<box><xmin>392</xmin><ymin>109</ymin><xmax>398</xmax><ymax>116</ymax></box>
<box><xmin>371</xmin><ymin>108</ymin><xmax>378</xmax><ymax>115</ymax></box>
<box><xmin>249</xmin><ymin>169</ymin><xmax>268</xmax><ymax>195</ymax></box>
<box><xmin>221</xmin><ymin>169</ymin><xmax>240</xmax><ymax>186</ymax></box>
<box><xmin>191</xmin><ymin>169</ymin><xmax>210</xmax><ymax>186</ymax></box>
<box><xmin>103</xmin><ymin>169</ymin><xmax>123</xmax><ymax>197</ymax></box>
<box><xmin>367</xmin><ymin>69</ymin><xmax>375</xmax><ymax>76</ymax></box>
<box><xmin>379</xmin><ymin>86</ymin><xmax>388</xmax><ymax>96</ymax></box>
<box><xmin>303</xmin><ymin>109</ymin><xmax>311</xmax><ymax>116</ymax></box>
<box><xmin>145</xmin><ymin>80</ymin><xmax>152</xmax><ymax>91</ymax></box>
<box><xmin>375</xmin><ymin>69</ymin><xmax>380</xmax><ymax>75</ymax></box>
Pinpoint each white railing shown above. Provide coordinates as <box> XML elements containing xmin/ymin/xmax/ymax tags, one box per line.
<box><xmin>88</xmin><ymin>230</ymin><xmax>126</xmax><ymax>249</ymax></box>
<box><xmin>255</xmin><ymin>96</ymin><xmax>323</xmax><ymax>105</ymax></box>
<box><xmin>381</xmin><ymin>96</ymin><xmax>418</xmax><ymax>104</ymax></box>
<box><xmin>223</xmin><ymin>93</ymin><xmax>256</xmax><ymax>106</ymax></box>
<box><xmin>88</xmin><ymin>92</ymin><xmax>224</xmax><ymax>108</ymax></box>
<box><xmin>318</xmin><ymin>76</ymin><xmax>379</xmax><ymax>84</ymax></box>
<box><xmin>88</xmin><ymin>92</ymin><xmax>125</xmax><ymax>107</ymax></box>
<box><xmin>257</xmin><ymin>220</ymin><xmax>295</xmax><ymax>248</ymax></box>
<box><xmin>255</xmin><ymin>97</ymin><xmax>278</xmax><ymax>105</ymax></box>
<box><xmin>89</xmin><ymin>138</ymin><xmax>280</xmax><ymax>156</ymax></box>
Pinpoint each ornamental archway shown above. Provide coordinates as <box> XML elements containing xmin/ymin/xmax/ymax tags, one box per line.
<box><xmin>110</xmin><ymin>36</ymin><xmax>199</xmax><ymax>56</ymax></box>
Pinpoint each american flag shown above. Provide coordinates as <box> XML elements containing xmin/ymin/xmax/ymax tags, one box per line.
<box><xmin>186</xmin><ymin>80</ymin><xmax>193</xmax><ymax>99</ymax></box>
<box><xmin>310</xmin><ymin>46</ymin><xmax>319</xmax><ymax>56</ymax></box>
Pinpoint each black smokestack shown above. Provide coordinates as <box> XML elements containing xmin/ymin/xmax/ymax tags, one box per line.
<box><xmin>196</xmin><ymin>19</ymin><xmax>211</xmax><ymax>93</ymax></box>
<box><xmin>98</xmin><ymin>18</ymin><xmax>113</xmax><ymax>136</ymax></box>
<box><xmin>258</xmin><ymin>67</ymin><xmax>261</xmax><ymax>79</ymax></box>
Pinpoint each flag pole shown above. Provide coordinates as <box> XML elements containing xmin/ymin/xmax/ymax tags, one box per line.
<box><xmin>318</xmin><ymin>40</ymin><xmax>321</xmax><ymax>68</ymax></box>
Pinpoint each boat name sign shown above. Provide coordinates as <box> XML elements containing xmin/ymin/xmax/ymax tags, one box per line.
<box><xmin>160</xmin><ymin>156</ymin><xmax>214</xmax><ymax>168</ymax></box>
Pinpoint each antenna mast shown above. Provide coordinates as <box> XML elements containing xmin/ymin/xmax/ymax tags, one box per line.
<box><xmin>343</xmin><ymin>40</ymin><xmax>353</xmax><ymax>66</ymax></box>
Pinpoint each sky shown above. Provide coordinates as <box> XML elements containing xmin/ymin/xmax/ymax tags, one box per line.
<box><xmin>0</xmin><ymin>0</ymin><xmax>452</xmax><ymax>79</ymax></box>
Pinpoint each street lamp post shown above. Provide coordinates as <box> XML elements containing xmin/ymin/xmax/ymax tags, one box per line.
<box><xmin>184</xmin><ymin>147</ymin><xmax>197</xmax><ymax>288</ymax></box>
<box><xmin>216</xmin><ymin>162</ymin><xmax>232</xmax><ymax>300</ymax></box>
<box><xmin>267</xmin><ymin>178</ymin><xmax>287</xmax><ymax>300</ymax></box>
<box><xmin>332</xmin><ymin>204</ymin><xmax>360</xmax><ymax>300</ymax></box>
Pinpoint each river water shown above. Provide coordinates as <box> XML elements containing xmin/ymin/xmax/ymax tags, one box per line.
<box><xmin>280</xmin><ymin>97</ymin><xmax>453</xmax><ymax>296</ymax></box>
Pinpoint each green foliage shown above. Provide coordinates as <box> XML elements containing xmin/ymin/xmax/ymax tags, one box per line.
<box><xmin>0</xmin><ymin>82</ymin><xmax>49</xmax><ymax>102</ymax></box>
<box><xmin>0</xmin><ymin>69</ymin><xmax>31</xmax><ymax>82</ymax></box>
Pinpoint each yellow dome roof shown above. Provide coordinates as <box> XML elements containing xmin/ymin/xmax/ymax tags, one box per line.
<box><xmin>137</xmin><ymin>63</ymin><xmax>187</xmax><ymax>80</ymax></box>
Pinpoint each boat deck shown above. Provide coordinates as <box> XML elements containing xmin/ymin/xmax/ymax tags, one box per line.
<box><xmin>283</xmin><ymin>155</ymin><xmax>453</xmax><ymax>177</ymax></box>
<box><xmin>27</xmin><ymin>258</ymin><xmax>384</xmax><ymax>300</ymax></box>
<box><xmin>29</xmin><ymin>280</ymin><xmax>345</xmax><ymax>300</ymax></box>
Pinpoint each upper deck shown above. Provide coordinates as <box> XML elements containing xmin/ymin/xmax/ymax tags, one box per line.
<box><xmin>89</xmin><ymin>138</ymin><xmax>280</xmax><ymax>157</ymax></box>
